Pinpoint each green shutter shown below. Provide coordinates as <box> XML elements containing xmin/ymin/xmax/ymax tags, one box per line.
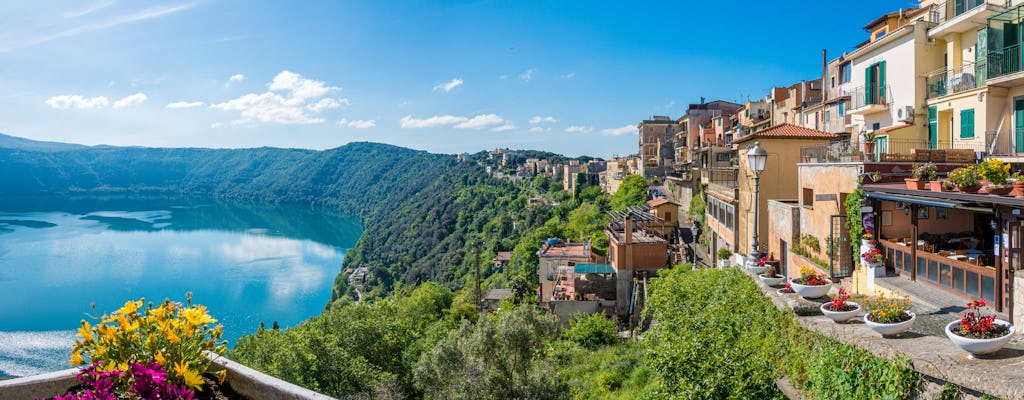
<box><xmin>928</xmin><ymin>106</ymin><xmax>938</xmax><ymax>148</ymax></box>
<box><xmin>865</xmin><ymin>66</ymin><xmax>874</xmax><ymax>105</ymax></box>
<box><xmin>878</xmin><ymin>61</ymin><xmax>886</xmax><ymax>102</ymax></box>
<box><xmin>960</xmin><ymin>109</ymin><xmax>975</xmax><ymax>139</ymax></box>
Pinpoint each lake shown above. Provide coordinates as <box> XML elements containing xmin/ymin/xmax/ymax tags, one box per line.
<box><xmin>0</xmin><ymin>195</ymin><xmax>362</xmax><ymax>377</ymax></box>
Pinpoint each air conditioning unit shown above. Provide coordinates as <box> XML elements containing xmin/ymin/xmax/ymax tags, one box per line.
<box><xmin>898</xmin><ymin>105</ymin><xmax>915</xmax><ymax>123</ymax></box>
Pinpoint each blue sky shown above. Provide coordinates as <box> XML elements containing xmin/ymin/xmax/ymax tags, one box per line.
<box><xmin>0</xmin><ymin>1</ymin><xmax>914</xmax><ymax>157</ymax></box>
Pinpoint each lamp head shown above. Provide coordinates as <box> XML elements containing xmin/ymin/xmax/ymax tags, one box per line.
<box><xmin>747</xmin><ymin>141</ymin><xmax>767</xmax><ymax>173</ymax></box>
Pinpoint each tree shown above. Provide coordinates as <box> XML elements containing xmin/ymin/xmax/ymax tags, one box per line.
<box><xmin>563</xmin><ymin>313</ymin><xmax>619</xmax><ymax>349</ymax></box>
<box><xmin>610</xmin><ymin>174</ymin><xmax>648</xmax><ymax>211</ymax></box>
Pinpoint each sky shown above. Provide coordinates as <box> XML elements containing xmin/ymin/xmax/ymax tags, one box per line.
<box><xmin>0</xmin><ymin>1</ymin><xmax>917</xmax><ymax>158</ymax></box>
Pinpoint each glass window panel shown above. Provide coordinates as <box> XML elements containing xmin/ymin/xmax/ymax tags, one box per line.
<box><xmin>928</xmin><ymin>260</ymin><xmax>938</xmax><ymax>282</ymax></box>
<box><xmin>905</xmin><ymin>253</ymin><xmax>913</xmax><ymax>273</ymax></box>
<box><xmin>894</xmin><ymin>250</ymin><xmax>903</xmax><ymax>269</ymax></box>
<box><xmin>917</xmin><ymin>258</ymin><xmax>927</xmax><ymax>279</ymax></box>
<box><xmin>966</xmin><ymin>271</ymin><xmax>979</xmax><ymax>297</ymax></box>
<box><xmin>953</xmin><ymin>268</ymin><xmax>965</xmax><ymax>291</ymax></box>
<box><xmin>940</xmin><ymin>264</ymin><xmax>951</xmax><ymax>287</ymax></box>
<box><xmin>982</xmin><ymin>276</ymin><xmax>996</xmax><ymax>302</ymax></box>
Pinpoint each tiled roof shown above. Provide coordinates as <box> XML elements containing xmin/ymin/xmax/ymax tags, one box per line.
<box><xmin>646</xmin><ymin>198</ymin><xmax>678</xmax><ymax>207</ymax></box>
<box><xmin>877</xmin><ymin>123</ymin><xmax>911</xmax><ymax>133</ymax></box>
<box><xmin>732</xmin><ymin>123</ymin><xmax>840</xmax><ymax>143</ymax></box>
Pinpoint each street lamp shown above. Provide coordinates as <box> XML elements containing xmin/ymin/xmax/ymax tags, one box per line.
<box><xmin>747</xmin><ymin>141</ymin><xmax>767</xmax><ymax>262</ymax></box>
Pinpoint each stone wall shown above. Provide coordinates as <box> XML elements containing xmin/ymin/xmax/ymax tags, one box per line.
<box><xmin>575</xmin><ymin>275</ymin><xmax>616</xmax><ymax>300</ymax></box>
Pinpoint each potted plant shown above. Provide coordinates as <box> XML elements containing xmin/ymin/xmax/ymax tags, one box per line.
<box><xmin>863</xmin><ymin>291</ymin><xmax>915</xmax><ymax>337</ymax></box>
<box><xmin>717</xmin><ymin>248</ymin><xmax>733</xmax><ymax>267</ymax></box>
<box><xmin>759</xmin><ymin>263</ymin><xmax>785</xmax><ymax>287</ymax></box>
<box><xmin>949</xmin><ymin>165</ymin><xmax>982</xmax><ymax>193</ymax></box>
<box><xmin>861</xmin><ymin>233</ymin><xmax>876</xmax><ymax>248</ymax></box>
<box><xmin>980</xmin><ymin>159</ymin><xmax>1011</xmax><ymax>195</ymax></box>
<box><xmin>748</xmin><ymin>254</ymin><xmax>768</xmax><ymax>274</ymax></box>
<box><xmin>945</xmin><ymin>299</ymin><xmax>1016</xmax><ymax>358</ymax></box>
<box><xmin>777</xmin><ymin>281</ymin><xmax>795</xmax><ymax>296</ymax></box>
<box><xmin>1010</xmin><ymin>171</ymin><xmax>1024</xmax><ymax>198</ymax></box>
<box><xmin>820</xmin><ymin>287</ymin><xmax>861</xmax><ymax>323</ymax></box>
<box><xmin>55</xmin><ymin>295</ymin><xmax>231</xmax><ymax>399</ymax></box>
<box><xmin>929</xmin><ymin>180</ymin><xmax>950</xmax><ymax>192</ymax></box>
<box><xmin>905</xmin><ymin>162</ymin><xmax>936</xmax><ymax>190</ymax></box>
<box><xmin>789</xmin><ymin>266</ymin><xmax>832</xmax><ymax>299</ymax></box>
<box><xmin>861</xmin><ymin>247</ymin><xmax>883</xmax><ymax>268</ymax></box>
<box><xmin>863</xmin><ymin>132</ymin><xmax>876</xmax><ymax>156</ymax></box>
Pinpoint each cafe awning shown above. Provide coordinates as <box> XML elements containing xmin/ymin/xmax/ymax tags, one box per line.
<box><xmin>865</xmin><ymin>192</ymin><xmax>962</xmax><ymax>209</ymax></box>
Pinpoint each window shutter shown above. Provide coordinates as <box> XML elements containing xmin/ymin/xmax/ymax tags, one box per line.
<box><xmin>960</xmin><ymin>109</ymin><xmax>975</xmax><ymax>138</ymax></box>
<box><xmin>865</xmin><ymin>67</ymin><xmax>874</xmax><ymax>105</ymax></box>
<box><xmin>878</xmin><ymin>61</ymin><xmax>886</xmax><ymax>101</ymax></box>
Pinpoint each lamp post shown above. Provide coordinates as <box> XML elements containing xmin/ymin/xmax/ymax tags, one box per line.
<box><xmin>747</xmin><ymin>141</ymin><xmax>767</xmax><ymax>264</ymax></box>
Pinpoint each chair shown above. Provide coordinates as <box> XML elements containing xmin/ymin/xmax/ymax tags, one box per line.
<box><xmin>955</xmin><ymin>249</ymin><xmax>968</xmax><ymax>255</ymax></box>
<box><xmin>937</xmin><ymin>251</ymin><xmax>951</xmax><ymax>257</ymax></box>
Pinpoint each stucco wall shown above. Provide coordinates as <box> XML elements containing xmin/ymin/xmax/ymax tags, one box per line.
<box><xmin>876</xmin><ymin>201</ymin><xmax>974</xmax><ymax>239</ymax></box>
<box><xmin>798</xmin><ymin>164</ymin><xmax>863</xmax><ymax>262</ymax></box>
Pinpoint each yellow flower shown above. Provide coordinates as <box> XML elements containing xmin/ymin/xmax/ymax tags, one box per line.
<box><xmin>154</xmin><ymin>351</ymin><xmax>167</xmax><ymax>366</ymax></box>
<box><xmin>215</xmin><ymin>369</ymin><xmax>227</xmax><ymax>384</ymax></box>
<box><xmin>77</xmin><ymin>321</ymin><xmax>92</xmax><ymax>341</ymax></box>
<box><xmin>176</xmin><ymin>361</ymin><xmax>204</xmax><ymax>390</ymax></box>
<box><xmin>69</xmin><ymin>351</ymin><xmax>84</xmax><ymax>366</ymax></box>
<box><xmin>117</xmin><ymin>299</ymin><xmax>144</xmax><ymax>316</ymax></box>
<box><xmin>180</xmin><ymin>306</ymin><xmax>217</xmax><ymax>326</ymax></box>
<box><xmin>97</xmin><ymin>324</ymin><xmax>116</xmax><ymax>341</ymax></box>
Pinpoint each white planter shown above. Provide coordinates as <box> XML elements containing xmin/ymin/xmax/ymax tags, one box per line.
<box><xmin>718</xmin><ymin>259</ymin><xmax>731</xmax><ymax>268</ymax></box>
<box><xmin>820</xmin><ymin>301</ymin><xmax>861</xmax><ymax>323</ymax></box>
<box><xmin>789</xmin><ymin>278</ymin><xmax>832</xmax><ymax>299</ymax></box>
<box><xmin>864</xmin><ymin>311</ymin><xmax>916</xmax><ymax>337</ymax></box>
<box><xmin>862</xmin><ymin>239</ymin><xmax>875</xmax><ymax>248</ymax></box>
<box><xmin>759</xmin><ymin>274</ymin><xmax>785</xmax><ymax>286</ymax></box>
<box><xmin>945</xmin><ymin>319</ymin><xmax>1016</xmax><ymax>358</ymax></box>
<box><xmin>748</xmin><ymin>265</ymin><xmax>767</xmax><ymax>275</ymax></box>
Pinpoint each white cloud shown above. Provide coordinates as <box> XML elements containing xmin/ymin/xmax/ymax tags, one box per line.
<box><xmin>601</xmin><ymin>125</ymin><xmax>636</xmax><ymax>136</ymax></box>
<box><xmin>112</xmin><ymin>93</ymin><xmax>147</xmax><ymax>109</ymax></box>
<box><xmin>400</xmin><ymin>115</ymin><xmax>467</xmax><ymax>129</ymax></box>
<box><xmin>225</xmin><ymin>73</ymin><xmax>246</xmax><ymax>88</ymax></box>
<box><xmin>529</xmin><ymin>116</ymin><xmax>557</xmax><ymax>124</ymax></box>
<box><xmin>348</xmin><ymin>119</ymin><xmax>376</xmax><ymax>129</ymax></box>
<box><xmin>45</xmin><ymin>95</ymin><xmax>109</xmax><ymax>109</ymax></box>
<box><xmin>528</xmin><ymin>127</ymin><xmax>550</xmax><ymax>133</ymax></box>
<box><xmin>454</xmin><ymin>114</ymin><xmax>504</xmax><ymax>129</ymax></box>
<box><xmin>565</xmin><ymin>125</ymin><xmax>592</xmax><ymax>133</ymax></box>
<box><xmin>562</xmin><ymin>72</ymin><xmax>576</xmax><ymax>79</ymax></box>
<box><xmin>518</xmin><ymin>69</ymin><xmax>535</xmax><ymax>81</ymax></box>
<box><xmin>433</xmin><ymin>78</ymin><xmax>463</xmax><ymax>93</ymax></box>
<box><xmin>400</xmin><ymin>114</ymin><xmax>506</xmax><ymax>129</ymax></box>
<box><xmin>166</xmin><ymin>101</ymin><xmax>204</xmax><ymax>109</ymax></box>
<box><xmin>211</xmin><ymin>71</ymin><xmax>341</xmax><ymax>125</ymax></box>
<box><xmin>491</xmin><ymin>123</ymin><xmax>515</xmax><ymax>132</ymax></box>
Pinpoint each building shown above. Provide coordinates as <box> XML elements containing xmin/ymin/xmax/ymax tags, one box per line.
<box><xmin>675</xmin><ymin>100</ymin><xmax>743</xmax><ymax>166</ymax></box>
<box><xmin>601</xmin><ymin>156</ymin><xmax>641</xmax><ymax>195</ymax></box>
<box><xmin>536</xmin><ymin>238</ymin><xmax>597</xmax><ymax>307</ymax></box>
<box><xmin>637</xmin><ymin>116</ymin><xmax>678</xmax><ymax>176</ymax></box>
<box><xmin>646</xmin><ymin>198</ymin><xmax>680</xmax><ymax>229</ymax></box>
<box><xmin>605</xmin><ymin>208</ymin><xmax>669</xmax><ymax>317</ymax></box>
<box><xmin>563</xmin><ymin>161</ymin><xmax>582</xmax><ymax>192</ymax></box>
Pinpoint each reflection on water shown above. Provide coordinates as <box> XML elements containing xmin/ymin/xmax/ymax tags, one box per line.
<box><xmin>0</xmin><ymin>196</ymin><xmax>361</xmax><ymax>377</ymax></box>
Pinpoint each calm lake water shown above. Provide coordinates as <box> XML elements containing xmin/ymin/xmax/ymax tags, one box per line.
<box><xmin>0</xmin><ymin>195</ymin><xmax>361</xmax><ymax>377</ymax></box>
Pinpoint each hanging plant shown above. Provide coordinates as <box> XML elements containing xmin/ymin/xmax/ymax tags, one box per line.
<box><xmin>844</xmin><ymin>184</ymin><xmax>866</xmax><ymax>262</ymax></box>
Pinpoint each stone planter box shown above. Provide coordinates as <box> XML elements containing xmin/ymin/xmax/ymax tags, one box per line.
<box><xmin>945</xmin><ymin>319</ymin><xmax>1016</xmax><ymax>358</ymax></box>
<box><xmin>0</xmin><ymin>354</ymin><xmax>336</xmax><ymax>400</ymax></box>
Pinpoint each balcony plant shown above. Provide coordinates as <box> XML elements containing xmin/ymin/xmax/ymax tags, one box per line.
<box><xmin>905</xmin><ymin>162</ymin><xmax>936</xmax><ymax>190</ymax></box>
<box><xmin>863</xmin><ymin>291</ymin><xmax>915</xmax><ymax>337</ymax></box>
<box><xmin>716</xmin><ymin>248</ymin><xmax>733</xmax><ymax>267</ymax></box>
<box><xmin>820</xmin><ymin>287</ymin><xmax>861</xmax><ymax>323</ymax></box>
<box><xmin>945</xmin><ymin>298</ymin><xmax>1016</xmax><ymax>358</ymax></box>
<box><xmin>863</xmin><ymin>132</ymin><xmax>876</xmax><ymax>156</ymax></box>
<box><xmin>58</xmin><ymin>295</ymin><xmax>231</xmax><ymax>399</ymax></box>
<box><xmin>948</xmin><ymin>165</ymin><xmax>981</xmax><ymax>193</ymax></box>
<box><xmin>1011</xmin><ymin>171</ymin><xmax>1024</xmax><ymax>198</ymax></box>
<box><xmin>789</xmin><ymin>266</ymin><xmax>832</xmax><ymax>299</ymax></box>
<box><xmin>758</xmin><ymin>262</ymin><xmax>785</xmax><ymax>287</ymax></box>
<box><xmin>979</xmin><ymin>159</ymin><xmax>1011</xmax><ymax>195</ymax></box>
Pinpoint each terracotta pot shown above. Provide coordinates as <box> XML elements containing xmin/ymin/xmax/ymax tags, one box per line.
<box><xmin>864</xmin><ymin>142</ymin><xmax>876</xmax><ymax>155</ymax></box>
<box><xmin>1012</xmin><ymin>181</ymin><xmax>1024</xmax><ymax>198</ymax></box>
<box><xmin>958</xmin><ymin>184</ymin><xmax>981</xmax><ymax>193</ymax></box>
<box><xmin>986</xmin><ymin>185</ymin><xmax>1012</xmax><ymax>196</ymax></box>
<box><xmin>929</xmin><ymin>180</ymin><xmax>948</xmax><ymax>192</ymax></box>
<box><xmin>905</xmin><ymin>178</ymin><xmax>927</xmax><ymax>190</ymax></box>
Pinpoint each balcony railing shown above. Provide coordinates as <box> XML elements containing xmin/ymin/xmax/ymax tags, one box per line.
<box><xmin>926</xmin><ymin>59</ymin><xmax>986</xmax><ymax>99</ymax></box>
<box><xmin>705</xmin><ymin>167</ymin><xmax>738</xmax><ymax>188</ymax></box>
<box><xmin>800</xmin><ymin>139</ymin><xmax>985</xmax><ymax>164</ymax></box>
<box><xmin>988</xmin><ymin>43</ymin><xmax>1022</xmax><ymax>79</ymax></box>
<box><xmin>823</xmin><ymin>114</ymin><xmax>851</xmax><ymax>133</ymax></box>
<box><xmin>849</xmin><ymin>84</ymin><xmax>889</xmax><ymax>110</ymax></box>
<box><xmin>928</xmin><ymin>0</ymin><xmax>993</xmax><ymax>25</ymax></box>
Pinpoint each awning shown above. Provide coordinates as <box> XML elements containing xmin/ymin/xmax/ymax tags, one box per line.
<box><xmin>575</xmin><ymin>263</ymin><xmax>615</xmax><ymax>274</ymax></box>
<box><xmin>865</xmin><ymin>192</ymin><xmax>962</xmax><ymax>209</ymax></box>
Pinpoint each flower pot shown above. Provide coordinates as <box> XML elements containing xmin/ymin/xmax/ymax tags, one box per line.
<box><xmin>864</xmin><ymin>142</ymin><xmax>876</xmax><ymax>155</ymax></box>
<box><xmin>748</xmin><ymin>265</ymin><xmax>767</xmax><ymax>275</ymax></box>
<box><xmin>718</xmin><ymin>259</ymin><xmax>730</xmax><ymax>268</ymax></box>
<box><xmin>864</xmin><ymin>311</ymin><xmax>916</xmax><ymax>337</ymax></box>
<box><xmin>759</xmin><ymin>274</ymin><xmax>785</xmax><ymax>286</ymax></box>
<box><xmin>820</xmin><ymin>301</ymin><xmax>861</xmax><ymax>323</ymax></box>
<box><xmin>789</xmin><ymin>278</ymin><xmax>832</xmax><ymax>299</ymax></box>
<box><xmin>861</xmin><ymin>239</ymin><xmax>875</xmax><ymax>248</ymax></box>
<box><xmin>945</xmin><ymin>319</ymin><xmax>1016</xmax><ymax>358</ymax></box>
<box><xmin>905</xmin><ymin>178</ymin><xmax>927</xmax><ymax>190</ymax></box>
<box><xmin>958</xmin><ymin>184</ymin><xmax>981</xmax><ymax>194</ymax></box>
<box><xmin>1012</xmin><ymin>181</ymin><xmax>1024</xmax><ymax>198</ymax></box>
<box><xmin>986</xmin><ymin>185</ymin><xmax>1012</xmax><ymax>196</ymax></box>
<box><xmin>929</xmin><ymin>180</ymin><xmax>948</xmax><ymax>192</ymax></box>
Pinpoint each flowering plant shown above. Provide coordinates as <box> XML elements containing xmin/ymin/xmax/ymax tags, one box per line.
<box><xmin>71</xmin><ymin>293</ymin><xmax>227</xmax><ymax>393</ymax></box>
<box><xmin>760</xmin><ymin>264</ymin><xmax>780</xmax><ymax>278</ymax></box>
<box><xmin>798</xmin><ymin>266</ymin><xmax>830</xmax><ymax>286</ymax></box>
<box><xmin>861</xmin><ymin>248</ymin><xmax>883</xmax><ymax>264</ymax></box>
<box><xmin>953</xmin><ymin>298</ymin><xmax>1009</xmax><ymax>339</ymax></box>
<box><xmin>864</xmin><ymin>291</ymin><xmax>912</xmax><ymax>324</ymax></box>
<box><xmin>862</xmin><ymin>233</ymin><xmax>873</xmax><ymax>240</ymax></box>
<box><xmin>826</xmin><ymin>288</ymin><xmax>856</xmax><ymax>312</ymax></box>
<box><xmin>781</xmin><ymin>282</ymin><xmax>794</xmax><ymax>294</ymax></box>
<box><xmin>56</xmin><ymin>361</ymin><xmax>196</xmax><ymax>400</ymax></box>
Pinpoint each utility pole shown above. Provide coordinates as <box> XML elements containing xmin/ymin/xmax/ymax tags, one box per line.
<box><xmin>474</xmin><ymin>240</ymin><xmax>483</xmax><ymax>309</ymax></box>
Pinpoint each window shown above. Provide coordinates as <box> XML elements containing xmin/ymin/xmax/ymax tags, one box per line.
<box><xmin>839</xmin><ymin>63</ymin><xmax>851</xmax><ymax>84</ymax></box>
<box><xmin>745</xmin><ymin>109</ymin><xmax>749</xmax><ymax>117</ymax></box>
<box><xmin>874</xmin><ymin>30</ymin><xmax>886</xmax><ymax>40</ymax></box>
<box><xmin>802</xmin><ymin>188</ymin><xmax>814</xmax><ymax>207</ymax></box>
<box><xmin>831</xmin><ymin>76</ymin><xmax>836</xmax><ymax>87</ymax></box>
<box><xmin>838</xmin><ymin>102</ymin><xmax>845</xmax><ymax>116</ymax></box>
<box><xmin>872</xmin><ymin>122</ymin><xmax>880</xmax><ymax>131</ymax></box>
<box><xmin>717</xmin><ymin>118</ymin><xmax>722</xmax><ymax>126</ymax></box>
<box><xmin>960</xmin><ymin>109</ymin><xmax>975</xmax><ymax>138</ymax></box>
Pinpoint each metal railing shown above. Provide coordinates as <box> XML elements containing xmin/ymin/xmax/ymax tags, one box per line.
<box><xmin>926</xmin><ymin>59</ymin><xmax>986</xmax><ymax>99</ymax></box>
<box><xmin>705</xmin><ymin>167</ymin><xmax>738</xmax><ymax>188</ymax></box>
<box><xmin>989</xmin><ymin>43</ymin><xmax>1022</xmax><ymax>79</ymax></box>
<box><xmin>823</xmin><ymin>115</ymin><xmax>851</xmax><ymax>133</ymax></box>
<box><xmin>928</xmin><ymin>0</ymin><xmax>994</xmax><ymax>25</ymax></box>
<box><xmin>849</xmin><ymin>84</ymin><xmax>889</xmax><ymax>110</ymax></box>
<box><xmin>800</xmin><ymin>140</ymin><xmax>854</xmax><ymax>163</ymax></box>
<box><xmin>800</xmin><ymin>138</ymin><xmax>986</xmax><ymax>164</ymax></box>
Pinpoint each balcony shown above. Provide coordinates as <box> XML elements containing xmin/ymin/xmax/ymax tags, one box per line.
<box><xmin>847</xmin><ymin>84</ymin><xmax>889</xmax><ymax>115</ymax></box>
<box><xmin>928</xmin><ymin>0</ymin><xmax>1005</xmax><ymax>38</ymax></box>
<box><xmin>926</xmin><ymin>59</ymin><xmax>986</xmax><ymax>99</ymax></box>
<box><xmin>988</xmin><ymin>43</ymin><xmax>1024</xmax><ymax>86</ymax></box>
<box><xmin>799</xmin><ymin>139</ymin><xmax>985</xmax><ymax>164</ymax></box>
<box><xmin>822</xmin><ymin>114</ymin><xmax>852</xmax><ymax>133</ymax></box>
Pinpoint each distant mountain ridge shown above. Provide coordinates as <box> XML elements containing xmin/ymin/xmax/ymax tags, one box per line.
<box><xmin>0</xmin><ymin>133</ymin><xmax>90</xmax><ymax>152</ymax></box>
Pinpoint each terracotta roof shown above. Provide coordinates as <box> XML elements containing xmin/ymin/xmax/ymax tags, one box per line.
<box><xmin>646</xmin><ymin>198</ymin><xmax>679</xmax><ymax>207</ymax></box>
<box><xmin>731</xmin><ymin>123</ymin><xmax>840</xmax><ymax>144</ymax></box>
<box><xmin>877</xmin><ymin>123</ymin><xmax>911</xmax><ymax>134</ymax></box>
<box><xmin>495</xmin><ymin>251</ymin><xmax>512</xmax><ymax>262</ymax></box>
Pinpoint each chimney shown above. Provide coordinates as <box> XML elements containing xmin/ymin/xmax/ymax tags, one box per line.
<box><xmin>700</xmin><ymin>96</ymin><xmax>705</xmax><ymax>104</ymax></box>
<box><xmin>625</xmin><ymin>214</ymin><xmax>633</xmax><ymax>245</ymax></box>
<box><xmin>821</xmin><ymin>49</ymin><xmax>828</xmax><ymax>102</ymax></box>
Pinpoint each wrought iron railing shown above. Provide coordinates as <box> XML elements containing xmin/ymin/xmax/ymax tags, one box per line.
<box><xmin>799</xmin><ymin>138</ymin><xmax>986</xmax><ymax>164</ymax></box>
<box><xmin>849</xmin><ymin>84</ymin><xmax>889</xmax><ymax>110</ymax></box>
<box><xmin>926</xmin><ymin>59</ymin><xmax>986</xmax><ymax>99</ymax></box>
<box><xmin>928</xmin><ymin>0</ymin><xmax>994</xmax><ymax>25</ymax></box>
<box><xmin>989</xmin><ymin>43</ymin><xmax>1022</xmax><ymax>79</ymax></box>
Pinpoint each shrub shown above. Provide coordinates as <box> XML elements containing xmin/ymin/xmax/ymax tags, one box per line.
<box><xmin>801</xmin><ymin>234</ymin><xmax>821</xmax><ymax>254</ymax></box>
<box><xmin>979</xmin><ymin>159</ymin><xmax>1010</xmax><ymax>186</ymax></box>
<box><xmin>716</xmin><ymin>248</ymin><xmax>733</xmax><ymax>261</ymax></box>
<box><xmin>564</xmin><ymin>313</ymin><xmax>619</xmax><ymax>349</ymax></box>
<box><xmin>949</xmin><ymin>166</ymin><xmax>981</xmax><ymax>188</ymax></box>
